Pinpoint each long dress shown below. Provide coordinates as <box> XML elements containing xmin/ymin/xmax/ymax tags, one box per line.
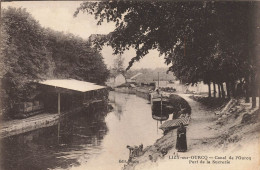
<box><xmin>176</xmin><ymin>126</ymin><xmax>187</xmax><ymax>152</ymax></box>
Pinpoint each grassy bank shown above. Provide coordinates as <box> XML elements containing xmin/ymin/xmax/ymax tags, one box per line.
<box><xmin>122</xmin><ymin>94</ymin><xmax>260</xmax><ymax>170</ymax></box>
<box><xmin>189</xmin><ymin>95</ymin><xmax>230</xmax><ymax>109</ymax></box>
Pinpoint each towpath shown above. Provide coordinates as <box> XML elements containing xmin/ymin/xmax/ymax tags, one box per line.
<box><xmin>124</xmin><ymin>94</ymin><xmax>259</xmax><ymax>170</ymax></box>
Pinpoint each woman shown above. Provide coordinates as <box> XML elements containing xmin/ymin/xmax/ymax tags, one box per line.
<box><xmin>176</xmin><ymin>123</ymin><xmax>187</xmax><ymax>152</ymax></box>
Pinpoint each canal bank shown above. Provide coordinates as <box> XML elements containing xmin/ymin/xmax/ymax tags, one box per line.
<box><xmin>0</xmin><ymin>92</ymin><xmax>162</xmax><ymax>170</ymax></box>
<box><xmin>123</xmin><ymin>95</ymin><xmax>260</xmax><ymax>170</ymax></box>
<box><xmin>0</xmin><ymin>99</ymin><xmax>108</xmax><ymax>138</ymax></box>
<box><xmin>114</xmin><ymin>87</ymin><xmax>151</xmax><ymax>101</ymax></box>
<box><xmin>0</xmin><ymin>107</ymin><xmax>82</xmax><ymax>138</ymax></box>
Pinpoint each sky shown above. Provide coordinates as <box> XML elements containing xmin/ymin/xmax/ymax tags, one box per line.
<box><xmin>2</xmin><ymin>1</ymin><xmax>168</xmax><ymax>70</ymax></box>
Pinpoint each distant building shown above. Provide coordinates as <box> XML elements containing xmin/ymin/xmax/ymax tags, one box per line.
<box><xmin>126</xmin><ymin>73</ymin><xmax>143</xmax><ymax>83</ymax></box>
<box><xmin>126</xmin><ymin>78</ymin><xmax>135</xmax><ymax>83</ymax></box>
<box><xmin>128</xmin><ymin>73</ymin><xmax>154</xmax><ymax>85</ymax></box>
<box><xmin>115</xmin><ymin>74</ymin><xmax>126</xmax><ymax>86</ymax></box>
<box><xmin>106</xmin><ymin>74</ymin><xmax>126</xmax><ymax>87</ymax></box>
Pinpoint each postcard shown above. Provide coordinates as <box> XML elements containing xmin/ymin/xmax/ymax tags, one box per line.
<box><xmin>0</xmin><ymin>1</ymin><xmax>259</xmax><ymax>170</ymax></box>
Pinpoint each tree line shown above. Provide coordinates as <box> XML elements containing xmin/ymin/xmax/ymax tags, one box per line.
<box><xmin>0</xmin><ymin>7</ymin><xmax>109</xmax><ymax>116</ymax></box>
<box><xmin>75</xmin><ymin>1</ymin><xmax>259</xmax><ymax>108</ymax></box>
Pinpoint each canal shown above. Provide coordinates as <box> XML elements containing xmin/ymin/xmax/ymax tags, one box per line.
<box><xmin>0</xmin><ymin>91</ymin><xmax>162</xmax><ymax>170</ymax></box>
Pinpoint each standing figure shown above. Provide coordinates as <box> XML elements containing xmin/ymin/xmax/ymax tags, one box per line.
<box><xmin>176</xmin><ymin>123</ymin><xmax>187</xmax><ymax>152</ymax></box>
<box><xmin>127</xmin><ymin>145</ymin><xmax>134</xmax><ymax>162</ymax></box>
<box><xmin>236</xmin><ymin>81</ymin><xmax>243</xmax><ymax>98</ymax></box>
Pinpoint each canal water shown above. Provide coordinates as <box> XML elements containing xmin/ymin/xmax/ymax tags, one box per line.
<box><xmin>0</xmin><ymin>92</ymin><xmax>162</xmax><ymax>170</ymax></box>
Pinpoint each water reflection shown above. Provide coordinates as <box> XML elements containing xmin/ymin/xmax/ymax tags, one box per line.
<box><xmin>1</xmin><ymin>92</ymin><xmax>162</xmax><ymax>170</ymax></box>
<box><xmin>109</xmin><ymin>91</ymin><xmax>127</xmax><ymax>121</ymax></box>
<box><xmin>72</xmin><ymin>92</ymin><xmax>162</xmax><ymax>170</ymax></box>
<box><xmin>1</xmin><ymin>106</ymin><xmax>108</xmax><ymax>170</ymax></box>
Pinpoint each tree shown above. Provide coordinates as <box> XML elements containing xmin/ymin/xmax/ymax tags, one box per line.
<box><xmin>1</xmin><ymin>7</ymin><xmax>109</xmax><ymax>117</ymax></box>
<box><xmin>1</xmin><ymin>7</ymin><xmax>53</xmax><ymax>109</ymax></box>
<box><xmin>44</xmin><ymin>29</ymin><xmax>109</xmax><ymax>84</ymax></box>
<box><xmin>110</xmin><ymin>55</ymin><xmax>125</xmax><ymax>77</ymax></box>
<box><xmin>76</xmin><ymin>1</ymin><xmax>259</xmax><ymax>105</ymax></box>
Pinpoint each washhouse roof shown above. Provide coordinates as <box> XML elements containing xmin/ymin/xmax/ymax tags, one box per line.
<box><xmin>39</xmin><ymin>79</ymin><xmax>106</xmax><ymax>92</ymax></box>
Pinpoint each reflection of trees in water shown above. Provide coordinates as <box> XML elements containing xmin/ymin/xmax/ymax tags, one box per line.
<box><xmin>108</xmin><ymin>91</ymin><xmax>116</xmax><ymax>103</ymax></box>
<box><xmin>1</xmin><ymin>125</ymin><xmax>66</xmax><ymax>170</ymax></box>
<box><xmin>59</xmin><ymin>107</ymin><xmax>109</xmax><ymax>146</ymax></box>
<box><xmin>114</xmin><ymin>103</ymin><xmax>123</xmax><ymax>120</ymax></box>
<box><xmin>110</xmin><ymin>92</ymin><xmax>130</xmax><ymax>121</ymax></box>
<box><xmin>0</xmin><ymin>104</ymin><xmax>109</xmax><ymax>170</ymax></box>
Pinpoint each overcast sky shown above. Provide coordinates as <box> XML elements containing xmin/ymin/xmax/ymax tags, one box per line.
<box><xmin>2</xmin><ymin>1</ymin><xmax>168</xmax><ymax>70</ymax></box>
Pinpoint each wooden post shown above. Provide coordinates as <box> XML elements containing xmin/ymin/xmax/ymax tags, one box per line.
<box><xmin>58</xmin><ymin>93</ymin><xmax>60</xmax><ymax>114</ymax></box>
<box><xmin>160</xmin><ymin>94</ymin><xmax>162</xmax><ymax>124</ymax></box>
<box><xmin>213</xmin><ymin>82</ymin><xmax>216</xmax><ymax>98</ymax></box>
<box><xmin>57</xmin><ymin>92</ymin><xmax>61</xmax><ymax>142</ymax></box>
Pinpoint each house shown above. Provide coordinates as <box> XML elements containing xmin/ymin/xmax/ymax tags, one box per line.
<box><xmin>128</xmin><ymin>73</ymin><xmax>154</xmax><ymax>85</ymax></box>
<box><xmin>115</xmin><ymin>74</ymin><xmax>126</xmax><ymax>86</ymax></box>
<box><xmin>130</xmin><ymin>73</ymin><xmax>143</xmax><ymax>82</ymax></box>
<box><xmin>106</xmin><ymin>74</ymin><xmax>126</xmax><ymax>87</ymax></box>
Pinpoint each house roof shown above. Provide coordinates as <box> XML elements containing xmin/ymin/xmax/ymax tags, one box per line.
<box><xmin>130</xmin><ymin>73</ymin><xmax>143</xmax><ymax>80</ymax></box>
<box><xmin>39</xmin><ymin>79</ymin><xmax>106</xmax><ymax>92</ymax></box>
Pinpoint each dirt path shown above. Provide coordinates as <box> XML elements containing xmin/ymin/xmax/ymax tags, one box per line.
<box><xmin>123</xmin><ymin>94</ymin><xmax>259</xmax><ymax>170</ymax></box>
<box><xmin>179</xmin><ymin>94</ymin><xmax>219</xmax><ymax>151</ymax></box>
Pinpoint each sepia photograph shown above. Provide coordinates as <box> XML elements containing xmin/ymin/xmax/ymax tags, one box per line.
<box><xmin>0</xmin><ymin>1</ymin><xmax>259</xmax><ymax>170</ymax></box>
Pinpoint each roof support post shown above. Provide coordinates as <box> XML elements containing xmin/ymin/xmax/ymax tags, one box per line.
<box><xmin>58</xmin><ymin>92</ymin><xmax>60</xmax><ymax>114</ymax></box>
<box><xmin>57</xmin><ymin>92</ymin><xmax>61</xmax><ymax>142</ymax></box>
